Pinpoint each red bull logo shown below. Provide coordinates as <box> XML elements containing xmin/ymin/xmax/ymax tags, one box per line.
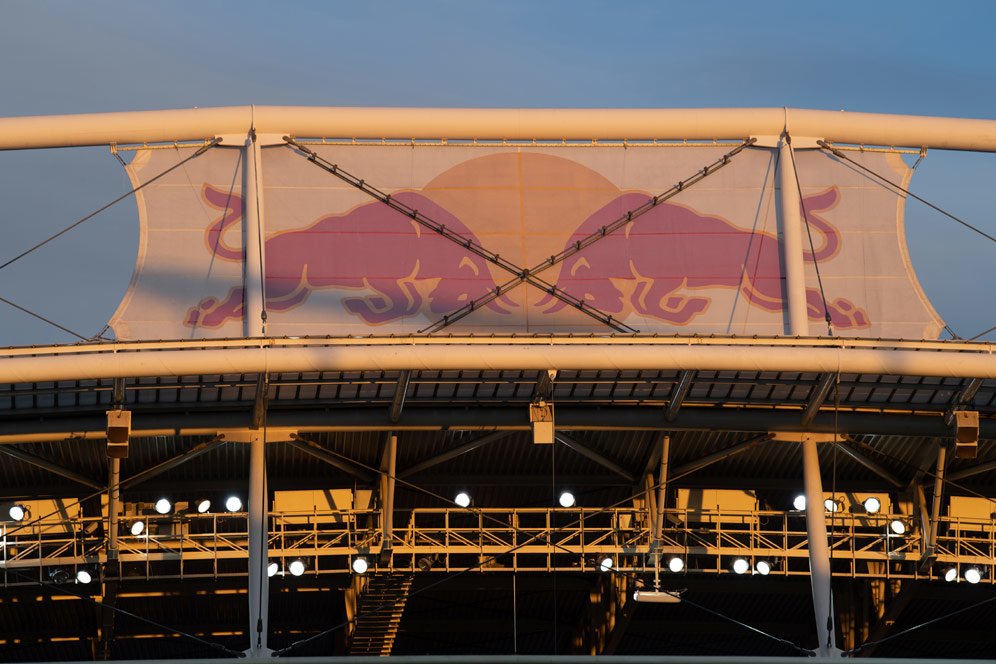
<box><xmin>183</xmin><ymin>152</ymin><xmax>868</xmax><ymax>331</ymax></box>
<box><xmin>184</xmin><ymin>186</ymin><xmax>514</xmax><ymax>328</ymax></box>
<box><xmin>537</xmin><ymin>186</ymin><xmax>868</xmax><ymax>329</ymax></box>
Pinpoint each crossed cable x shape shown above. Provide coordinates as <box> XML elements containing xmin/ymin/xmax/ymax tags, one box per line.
<box><xmin>284</xmin><ymin>136</ymin><xmax>756</xmax><ymax>334</ymax></box>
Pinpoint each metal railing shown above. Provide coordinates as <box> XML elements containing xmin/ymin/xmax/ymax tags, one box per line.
<box><xmin>2</xmin><ymin>506</ymin><xmax>993</xmax><ymax>586</ymax></box>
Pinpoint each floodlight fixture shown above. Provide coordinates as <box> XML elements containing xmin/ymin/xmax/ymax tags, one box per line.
<box><xmin>889</xmin><ymin>519</ymin><xmax>907</xmax><ymax>536</ymax></box>
<box><xmin>454</xmin><ymin>492</ymin><xmax>471</xmax><ymax>508</ymax></box>
<box><xmin>731</xmin><ymin>558</ymin><xmax>750</xmax><ymax>575</ymax></box>
<box><xmin>196</xmin><ymin>498</ymin><xmax>212</xmax><ymax>514</ymax></box>
<box><xmin>49</xmin><ymin>568</ymin><xmax>71</xmax><ymax>584</ymax></box>
<box><xmin>598</xmin><ymin>556</ymin><xmax>614</xmax><ymax>572</ymax></box>
<box><xmin>863</xmin><ymin>497</ymin><xmax>882</xmax><ymax>514</ymax></box>
<box><xmin>130</xmin><ymin>520</ymin><xmax>145</xmax><ymax>536</ymax></box>
<box><xmin>288</xmin><ymin>559</ymin><xmax>306</xmax><ymax>577</ymax></box>
<box><xmin>225</xmin><ymin>496</ymin><xmax>243</xmax><ymax>512</ymax></box>
<box><xmin>154</xmin><ymin>498</ymin><xmax>172</xmax><ymax>515</ymax></box>
<box><xmin>76</xmin><ymin>569</ymin><xmax>93</xmax><ymax>584</ymax></box>
<box><xmin>943</xmin><ymin>566</ymin><xmax>958</xmax><ymax>583</ymax></box>
<box><xmin>667</xmin><ymin>556</ymin><xmax>685</xmax><ymax>573</ymax></box>
<box><xmin>558</xmin><ymin>491</ymin><xmax>576</xmax><ymax>508</ymax></box>
<box><xmin>417</xmin><ymin>556</ymin><xmax>435</xmax><ymax>572</ymax></box>
<box><xmin>792</xmin><ymin>495</ymin><xmax>806</xmax><ymax>511</ymax></box>
<box><xmin>352</xmin><ymin>556</ymin><xmax>369</xmax><ymax>575</ymax></box>
<box><xmin>755</xmin><ymin>560</ymin><xmax>772</xmax><ymax>576</ymax></box>
<box><xmin>8</xmin><ymin>504</ymin><xmax>27</xmax><ymax>521</ymax></box>
<box><xmin>964</xmin><ymin>567</ymin><xmax>983</xmax><ymax>584</ymax></box>
<box><xmin>824</xmin><ymin>498</ymin><xmax>842</xmax><ymax>513</ymax></box>
<box><xmin>267</xmin><ymin>561</ymin><xmax>279</xmax><ymax>577</ymax></box>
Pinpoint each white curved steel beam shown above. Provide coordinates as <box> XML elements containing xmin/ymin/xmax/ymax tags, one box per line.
<box><xmin>1</xmin><ymin>106</ymin><xmax>996</xmax><ymax>151</ymax></box>
<box><xmin>0</xmin><ymin>337</ymin><xmax>992</xmax><ymax>383</ymax></box>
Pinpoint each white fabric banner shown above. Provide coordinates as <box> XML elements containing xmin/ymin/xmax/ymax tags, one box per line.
<box><xmin>109</xmin><ymin>144</ymin><xmax>942</xmax><ymax>340</ymax></box>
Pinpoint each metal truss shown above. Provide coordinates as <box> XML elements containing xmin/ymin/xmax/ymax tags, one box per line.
<box><xmin>3</xmin><ymin>506</ymin><xmax>995</xmax><ymax>586</ymax></box>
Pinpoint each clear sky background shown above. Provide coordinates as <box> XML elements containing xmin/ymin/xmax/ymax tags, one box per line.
<box><xmin>0</xmin><ymin>0</ymin><xmax>993</xmax><ymax>346</ymax></box>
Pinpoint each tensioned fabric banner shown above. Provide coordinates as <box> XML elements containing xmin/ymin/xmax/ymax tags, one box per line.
<box><xmin>108</xmin><ymin>144</ymin><xmax>943</xmax><ymax>340</ymax></box>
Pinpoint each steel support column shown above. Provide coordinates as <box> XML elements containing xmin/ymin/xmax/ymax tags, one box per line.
<box><xmin>655</xmin><ymin>435</ymin><xmax>670</xmax><ymax>543</ymax></box>
<box><xmin>927</xmin><ymin>443</ymin><xmax>947</xmax><ymax>554</ymax></box>
<box><xmin>802</xmin><ymin>436</ymin><xmax>837</xmax><ymax>655</ymax></box>
<box><xmin>381</xmin><ymin>434</ymin><xmax>397</xmax><ymax>552</ymax></box>
<box><xmin>777</xmin><ymin>135</ymin><xmax>810</xmax><ymax>336</ymax></box>
<box><xmin>247</xmin><ymin>432</ymin><xmax>269</xmax><ymax>656</ymax></box>
<box><xmin>244</xmin><ymin>127</ymin><xmax>265</xmax><ymax>338</ymax></box>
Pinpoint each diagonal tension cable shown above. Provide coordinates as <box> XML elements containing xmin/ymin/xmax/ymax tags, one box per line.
<box><xmin>846</xmin><ymin>593</ymin><xmax>996</xmax><ymax>656</ymax></box>
<box><xmin>786</xmin><ymin>134</ymin><xmax>833</xmax><ymax>336</ymax></box>
<box><xmin>819</xmin><ymin>140</ymin><xmax>996</xmax><ymax>243</ymax></box>
<box><xmin>6</xmin><ymin>568</ymin><xmax>244</xmax><ymax>657</ymax></box>
<box><xmin>417</xmin><ymin>138</ymin><xmax>759</xmax><ymax>334</ymax></box>
<box><xmin>274</xmin><ymin>433</ymin><xmax>811</xmax><ymax>658</ymax></box>
<box><xmin>282</xmin><ymin>137</ymin><xmax>635</xmax><ymax>333</ymax></box>
<box><xmin>0</xmin><ymin>138</ymin><xmax>222</xmax><ymax>274</ymax></box>
<box><xmin>0</xmin><ymin>293</ymin><xmax>88</xmax><ymax>340</ymax></box>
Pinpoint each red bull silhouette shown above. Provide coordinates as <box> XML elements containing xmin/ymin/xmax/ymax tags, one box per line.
<box><xmin>538</xmin><ymin>187</ymin><xmax>869</xmax><ymax>329</ymax></box>
<box><xmin>184</xmin><ymin>185</ymin><xmax>514</xmax><ymax>328</ymax></box>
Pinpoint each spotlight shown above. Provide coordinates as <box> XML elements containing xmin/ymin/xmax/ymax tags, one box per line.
<box><xmin>598</xmin><ymin>556</ymin><xmax>614</xmax><ymax>572</ymax></box>
<box><xmin>267</xmin><ymin>561</ymin><xmax>279</xmax><ymax>577</ymax></box>
<box><xmin>558</xmin><ymin>491</ymin><xmax>576</xmax><ymax>508</ymax></box>
<box><xmin>668</xmin><ymin>556</ymin><xmax>684</xmax><ymax>573</ymax></box>
<box><xmin>454</xmin><ymin>492</ymin><xmax>471</xmax><ymax>508</ymax></box>
<box><xmin>824</xmin><ymin>498</ymin><xmax>842</xmax><ymax>513</ymax></box>
<box><xmin>889</xmin><ymin>519</ymin><xmax>907</xmax><ymax>536</ymax></box>
<box><xmin>130</xmin><ymin>520</ymin><xmax>145</xmax><ymax>536</ymax></box>
<box><xmin>154</xmin><ymin>498</ymin><xmax>172</xmax><ymax>515</ymax></box>
<box><xmin>732</xmin><ymin>558</ymin><xmax>749</xmax><ymax>575</ymax></box>
<box><xmin>196</xmin><ymin>498</ymin><xmax>211</xmax><ymax>514</ymax></box>
<box><xmin>8</xmin><ymin>504</ymin><xmax>27</xmax><ymax>521</ymax></box>
<box><xmin>755</xmin><ymin>560</ymin><xmax>772</xmax><ymax>576</ymax></box>
<box><xmin>417</xmin><ymin>556</ymin><xmax>435</xmax><ymax>572</ymax></box>
<box><xmin>943</xmin><ymin>566</ymin><xmax>958</xmax><ymax>583</ymax></box>
<box><xmin>964</xmin><ymin>567</ymin><xmax>982</xmax><ymax>584</ymax></box>
<box><xmin>76</xmin><ymin>569</ymin><xmax>93</xmax><ymax>584</ymax></box>
<box><xmin>288</xmin><ymin>559</ymin><xmax>306</xmax><ymax>577</ymax></box>
<box><xmin>225</xmin><ymin>496</ymin><xmax>242</xmax><ymax>512</ymax></box>
<box><xmin>49</xmin><ymin>568</ymin><xmax>71</xmax><ymax>584</ymax></box>
<box><xmin>792</xmin><ymin>495</ymin><xmax>806</xmax><ymax>511</ymax></box>
<box><xmin>352</xmin><ymin>557</ymin><xmax>369</xmax><ymax>575</ymax></box>
<box><xmin>863</xmin><ymin>497</ymin><xmax>882</xmax><ymax>514</ymax></box>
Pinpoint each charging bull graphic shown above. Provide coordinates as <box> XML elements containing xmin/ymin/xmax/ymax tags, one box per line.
<box><xmin>538</xmin><ymin>187</ymin><xmax>870</xmax><ymax>329</ymax></box>
<box><xmin>184</xmin><ymin>186</ymin><xmax>514</xmax><ymax>327</ymax></box>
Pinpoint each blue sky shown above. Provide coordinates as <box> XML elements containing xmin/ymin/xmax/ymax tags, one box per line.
<box><xmin>0</xmin><ymin>0</ymin><xmax>993</xmax><ymax>345</ymax></box>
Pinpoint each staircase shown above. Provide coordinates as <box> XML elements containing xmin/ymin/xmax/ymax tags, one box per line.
<box><xmin>347</xmin><ymin>573</ymin><xmax>413</xmax><ymax>656</ymax></box>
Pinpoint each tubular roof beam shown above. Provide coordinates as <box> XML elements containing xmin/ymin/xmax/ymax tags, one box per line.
<box><xmin>669</xmin><ymin>433</ymin><xmax>774</xmax><ymax>482</ymax></box>
<box><xmin>399</xmin><ymin>431</ymin><xmax>512</xmax><ymax>478</ymax></box>
<box><xmin>119</xmin><ymin>437</ymin><xmax>227</xmax><ymax>491</ymax></box>
<box><xmin>287</xmin><ymin>436</ymin><xmax>374</xmax><ymax>483</ymax></box>
<box><xmin>802</xmin><ymin>373</ymin><xmax>837</xmax><ymax>427</ymax></box>
<box><xmin>837</xmin><ymin>441</ymin><xmax>904</xmax><ymax>489</ymax></box>
<box><xmin>947</xmin><ymin>459</ymin><xmax>996</xmax><ymax>482</ymax></box>
<box><xmin>555</xmin><ymin>433</ymin><xmax>636</xmax><ymax>483</ymax></box>
<box><xmin>0</xmin><ymin>445</ymin><xmax>102</xmax><ymax>489</ymax></box>
<box><xmin>389</xmin><ymin>371</ymin><xmax>412</xmax><ymax>424</ymax></box>
<box><xmin>664</xmin><ymin>371</ymin><xmax>695</xmax><ymax>422</ymax></box>
<box><xmin>1</xmin><ymin>339</ymin><xmax>994</xmax><ymax>383</ymax></box>
<box><xmin>6</xmin><ymin>106</ymin><xmax>996</xmax><ymax>151</ymax></box>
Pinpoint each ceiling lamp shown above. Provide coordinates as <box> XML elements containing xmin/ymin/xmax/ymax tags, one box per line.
<box><xmin>667</xmin><ymin>556</ymin><xmax>684</xmax><ymax>573</ymax></box>
<box><xmin>288</xmin><ymin>559</ymin><xmax>306</xmax><ymax>577</ymax></box>
<box><xmin>130</xmin><ymin>520</ymin><xmax>145</xmax><ymax>536</ymax></box>
<box><xmin>225</xmin><ymin>496</ymin><xmax>243</xmax><ymax>512</ymax></box>
<box><xmin>731</xmin><ymin>558</ymin><xmax>750</xmax><ymax>575</ymax></box>
<box><xmin>755</xmin><ymin>560</ymin><xmax>772</xmax><ymax>576</ymax></box>
<box><xmin>196</xmin><ymin>498</ymin><xmax>212</xmax><ymax>514</ymax></box>
<box><xmin>352</xmin><ymin>557</ymin><xmax>369</xmax><ymax>575</ymax></box>
<box><xmin>454</xmin><ymin>492</ymin><xmax>471</xmax><ymax>508</ymax></box>
<box><xmin>154</xmin><ymin>498</ymin><xmax>172</xmax><ymax>515</ymax></box>
<box><xmin>792</xmin><ymin>495</ymin><xmax>806</xmax><ymax>511</ymax></box>
<box><xmin>558</xmin><ymin>491</ymin><xmax>576</xmax><ymax>508</ymax></box>
<box><xmin>598</xmin><ymin>557</ymin><xmax>614</xmax><ymax>572</ymax></box>
<box><xmin>862</xmin><ymin>496</ymin><xmax>882</xmax><ymax>514</ymax></box>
